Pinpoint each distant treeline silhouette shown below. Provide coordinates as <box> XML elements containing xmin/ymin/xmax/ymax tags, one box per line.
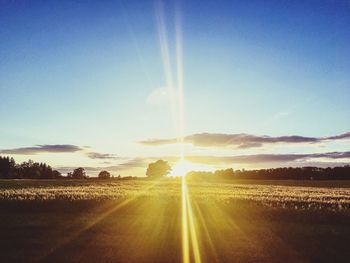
<box><xmin>1</xmin><ymin>155</ymin><xmax>350</xmax><ymax>180</ymax></box>
<box><xmin>187</xmin><ymin>166</ymin><xmax>350</xmax><ymax>180</ymax></box>
<box><xmin>0</xmin><ymin>156</ymin><xmax>63</xmax><ymax>179</ymax></box>
<box><xmin>0</xmin><ymin>156</ymin><xmax>121</xmax><ymax>179</ymax></box>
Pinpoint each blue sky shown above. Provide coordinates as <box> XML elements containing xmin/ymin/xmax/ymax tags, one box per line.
<box><xmin>0</xmin><ymin>0</ymin><xmax>349</xmax><ymax>176</ymax></box>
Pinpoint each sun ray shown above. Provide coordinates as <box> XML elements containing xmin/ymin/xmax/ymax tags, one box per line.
<box><xmin>38</xmin><ymin>179</ymin><xmax>164</xmax><ymax>261</ymax></box>
<box><xmin>192</xmin><ymin>200</ymin><xmax>219</xmax><ymax>262</ymax></box>
<box><xmin>182</xmin><ymin>176</ymin><xmax>190</xmax><ymax>263</ymax></box>
<box><xmin>155</xmin><ymin>2</ymin><xmax>202</xmax><ymax>262</ymax></box>
<box><xmin>175</xmin><ymin>4</ymin><xmax>185</xmax><ymax>150</ymax></box>
<box><xmin>182</xmin><ymin>176</ymin><xmax>202</xmax><ymax>263</ymax></box>
<box><xmin>171</xmin><ymin>159</ymin><xmax>214</xmax><ymax>177</ymax></box>
<box><xmin>155</xmin><ymin>0</ymin><xmax>178</xmax><ymax>138</ymax></box>
<box><xmin>185</xmin><ymin>181</ymin><xmax>202</xmax><ymax>263</ymax></box>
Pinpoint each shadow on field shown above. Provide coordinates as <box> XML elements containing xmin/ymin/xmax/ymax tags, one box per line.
<box><xmin>192</xmin><ymin>200</ymin><xmax>350</xmax><ymax>263</ymax></box>
<box><xmin>36</xmin><ymin>199</ymin><xmax>181</xmax><ymax>263</ymax></box>
<box><xmin>0</xmin><ymin>199</ymin><xmax>350</xmax><ymax>262</ymax></box>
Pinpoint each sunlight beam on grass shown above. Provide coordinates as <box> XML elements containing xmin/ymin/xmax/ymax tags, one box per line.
<box><xmin>185</xmin><ymin>184</ymin><xmax>202</xmax><ymax>263</ymax></box>
<box><xmin>192</xmin><ymin>201</ymin><xmax>219</xmax><ymax>262</ymax></box>
<box><xmin>182</xmin><ymin>176</ymin><xmax>202</xmax><ymax>263</ymax></box>
<box><xmin>182</xmin><ymin>176</ymin><xmax>190</xmax><ymax>263</ymax></box>
<box><xmin>39</xmin><ymin>179</ymin><xmax>164</xmax><ymax>261</ymax></box>
<box><xmin>155</xmin><ymin>2</ymin><xmax>202</xmax><ymax>262</ymax></box>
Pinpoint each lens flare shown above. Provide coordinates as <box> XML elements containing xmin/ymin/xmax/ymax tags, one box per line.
<box><xmin>182</xmin><ymin>176</ymin><xmax>190</xmax><ymax>263</ymax></box>
<box><xmin>182</xmin><ymin>176</ymin><xmax>202</xmax><ymax>263</ymax></box>
<box><xmin>170</xmin><ymin>159</ymin><xmax>214</xmax><ymax>177</ymax></box>
<box><xmin>155</xmin><ymin>2</ymin><xmax>202</xmax><ymax>262</ymax></box>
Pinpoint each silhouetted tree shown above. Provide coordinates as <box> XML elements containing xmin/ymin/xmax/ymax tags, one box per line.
<box><xmin>98</xmin><ymin>170</ymin><xmax>111</xmax><ymax>179</ymax></box>
<box><xmin>185</xmin><ymin>165</ymin><xmax>350</xmax><ymax>181</ymax></box>
<box><xmin>1</xmin><ymin>155</ymin><xmax>350</xmax><ymax>180</ymax></box>
<box><xmin>70</xmin><ymin>167</ymin><xmax>88</xmax><ymax>179</ymax></box>
<box><xmin>0</xmin><ymin>156</ymin><xmax>62</xmax><ymax>179</ymax></box>
<box><xmin>146</xmin><ymin>160</ymin><xmax>171</xmax><ymax>178</ymax></box>
<box><xmin>52</xmin><ymin>170</ymin><xmax>62</xmax><ymax>178</ymax></box>
<box><xmin>214</xmin><ymin>168</ymin><xmax>234</xmax><ymax>178</ymax></box>
<box><xmin>0</xmin><ymin>156</ymin><xmax>16</xmax><ymax>179</ymax></box>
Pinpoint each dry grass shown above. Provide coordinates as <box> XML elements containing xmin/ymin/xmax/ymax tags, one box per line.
<box><xmin>1</xmin><ymin>179</ymin><xmax>349</xmax><ymax>211</ymax></box>
<box><xmin>0</xmin><ymin>179</ymin><xmax>349</xmax><ymax>262</ymax></box>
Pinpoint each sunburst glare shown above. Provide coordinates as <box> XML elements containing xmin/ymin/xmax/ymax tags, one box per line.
<box><xmin>170</xmin><ymin>159</ymin><xmax>214</xmax><ymax>177</ymax></box>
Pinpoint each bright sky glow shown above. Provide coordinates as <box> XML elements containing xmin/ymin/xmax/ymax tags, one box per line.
<box><xmin>171</xmin><ymin>159</ymin><xmax>214</xmax><ymax>177</ymax></box>
<box><xmin>0</xmin><ymin>0</ymin><xmax>349</xmax><ymax>176</ymax></box>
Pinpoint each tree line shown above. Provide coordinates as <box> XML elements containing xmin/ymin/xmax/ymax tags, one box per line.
<box><xmin>1</xmin><ymin>156</ymin><xmax>349</xmax><ymax>180</ymax></box>
<box><xmin>0</xmin><ymin>156</ymin><xmax>115</xmax><ymax>179</ymax></box>
<box><xmin>145</xmin><ymin>160</ymin><xmax>350</xmax><ymax>180</ymax></box>
<box><xmin>0</xmin><ymin>156</ymin><xmax>62</xmax><ymax>179</ymax></box>
<box><xmin>186</xmin><ymin>166</ymin><xmax>350</xmax><ymax>180</ymax></box>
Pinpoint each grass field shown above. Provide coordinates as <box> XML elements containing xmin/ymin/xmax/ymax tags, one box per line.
<box><xmin>0</xmin><ymin>179</ymin><xmax>350</xmax><ymax>263</ymax></box>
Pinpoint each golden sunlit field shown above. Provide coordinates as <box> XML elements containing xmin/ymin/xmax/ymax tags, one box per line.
<box><xmin>1</xmin><ymin>0</ymin><xmax>349</xmax><ymax>262</ymax></box>
<box><xmin>1</xmin><ymin>179</ymin><xmax>350</xmax><ymax>263</ymax></box>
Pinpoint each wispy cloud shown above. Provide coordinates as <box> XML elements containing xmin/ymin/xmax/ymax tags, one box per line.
<box><xmin>55</xmin><ymin>151</ymin><xmax>350</xmax><ymax>176</ymax></box>
<box><xmin>104</xmin><ymin>151</ymin><xmax>350</xmax><ymax>170</ymax></box>
<box><xmin>0</xmin><ymin>144</ymin><xmax>83</xmax><ymax>155</ymax></box>
<box><xmin>326</xmin><ymin>132</ymin><xmax>350</xmax><ymax>140</ymax></box>
<box><xmin>86</xmin><ymin>152</ymin><xmax>120</xmax><ymax>160</ymax></box>
<box><xmin>55</xmin><ymin>158</ymin><xmax>149</xmax><ymax>176</ymax></box>
<box><xmin>139</xmin><ymin>132</ymin><xmax>350</xmax><ymax>149</ymax></box>
<box><xmin>185</xmin><ymin>151</ymin><xmax>350</xmax><ymax>165</ymax></box>
<box><xmin>0</xmin><ymin>145</ymin><xmax>123</xmax><ymax>161</ymax></box>
<box><xmin>116</xmin><ymin>158</ymin><xmax>149</xmax><ymax>170</ymax></box>
<box><xmin>111</xmin><ymin>151</ymin><xmax>350</xmax><ymax>174</ymax></box>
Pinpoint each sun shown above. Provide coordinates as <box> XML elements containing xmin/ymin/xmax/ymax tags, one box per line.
<box><xmin>170</xmin><ymin>159</ymin><xmax>214</xmax><ymax>177</ymax></box>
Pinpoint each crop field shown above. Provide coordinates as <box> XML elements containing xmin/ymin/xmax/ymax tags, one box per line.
<box><xmin>1</xmin><ymin>179</ymin><xmax>350</xmax><ymax>210</ymax></box>
<box><xmin>0</xmin><ymin>179</ymin><xmax>350</xmax><ymax>262</ymax></box>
